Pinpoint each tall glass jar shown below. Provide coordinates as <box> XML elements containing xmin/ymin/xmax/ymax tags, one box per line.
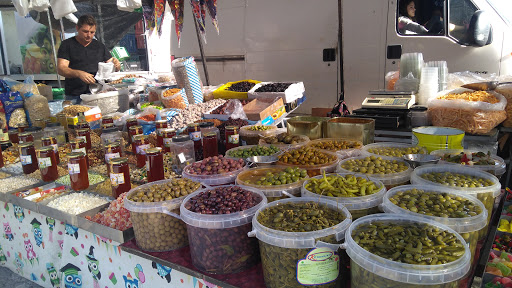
<box><xmin>155</xmin><ymin>120</ymin><xmax>168</xmax><ymax>147</ymax></box>
<box><xmin>109</xmin><ymin>157</ymin><xmax>131</xmax><ymax>198</ymax></box>
<box><xmin>8</xmin><ymin>130</ymin><xmax>19</xmax><ymax>144</ymax></box>
<box><xmin>41</xmin><ymin>137</ymin><xmax>60</xmax><ymax>165</ymax></box>
<box><xmin>146</xmin><ymin>147</ymin><xmax>164</xmax><ymax>182</ymax></box>
<box><xmin>161</xmin><ymin>128</ymin><xmax>176</xmax><ymax>153</ymax></box>
<box><xmin>18</xmin><ymin>132</ymin><xmax>34</xmax><ymax>144</ymax></box>
<box><xmin>225</xmin><ymin>126</ymin><xmax>240</xmax><ymax>151</ymax></box>
<box><xmin>202</xmin><ymin>132</ymin><xmax>219</xmax><ymax>158</ymax></box>
<box><xmin>188</xmin><ymin>123</ymin><xmax>202</xmax><ymax>161</ymax></box>
<box><xmin>75</xmin><ymin>112</ymin><xmax>90</xmax><ymax>130</ymax></box>
<box><xmin>67</xmin><ymin>152</ymin><xmax>89</xmax><ymax>191</ymax></box>
<box><xmin>125</xmin><ymin>118</ymin><xmax>138</xmax><ymax>132</ymax></box>
<box><xmin>129</xmin><ymin>125</ymin><xmax>143</xmax><ymax>144</ymax></box>
<box><xmin>100</xmin><ymin>128</ymin><xmax>123</xmax><ymax>148</ymax></box>
<box><xmin>19</xmin><ymin>142</ymin><xmax>38</xmax><ymax>174</ymax></box>
<box><xmin>44</xmin><ymin>123</ymin><xmax>66</xmax><ymax>146</ymax></box>
<box><xmin>102</xmin><ymin>116</ymin><xmax>114</xmax><ymax>127</ymax></box>
<box><xmin>36</xmin><ymin>146</ymin><xmax>58</xmax><ymax>182</ymax></box>
<box><xmin>76</xmin><ymin>128</ymin><xmax>92</xmax><ymax>150</ymax></box>
<box><xmin>133</xmin><ymin>134</ymin><xmax>150</xmax><ymax>168</ymax></box>
<box><xmin>69</xmin><ymin>139</ymin><xmax>89</xmax><ymax>168</ymax></box>
<box><xmin>104</xmin><ymin>142</ymin><xmax>123</xmax><ymax>165</ymax></box>
<box><xmin>169</xmin><ymin>135</ymin><xmax>195</xmax><ymax>174</ymax></box>
<box><xmin>33</xmin><ymin>118</ymin><xmax>46</xmax><ymax>129</ymax></box>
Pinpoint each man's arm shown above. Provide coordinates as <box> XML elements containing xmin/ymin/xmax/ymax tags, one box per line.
<box><xmin>57</xmin><ymin>58</ymin><xmax>96</xmax><ymax>84</ymax></box>
<box><xmin>106</xmin><ymin>57</ymin><xmax>121</xmax><ymax>72</ymax></box>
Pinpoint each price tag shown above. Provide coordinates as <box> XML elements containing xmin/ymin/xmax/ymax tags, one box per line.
<box><xmin>136</xmin><ymin>144</ymin><xmax>150</xmax><ymax>155</ymax></box>
<box><xmin>20</xmin><ymin>155</ymin><xmax>32</xmax><ymax>165</ymax></box>
<box><xmin>72</xmin><ymin>147</ymin><xmax>87</xmax><ymax>155</ymax></box>
<box><xmin>178</xmin><ymin>153</ymin><xmax>186</xmax><ymax>163</ymax></box>
<box><xmin>163</xmin><ymin>138</ymin><xmax>173</xmax><ymax>147</ymax></box>
<box><xmin>296</xmin><ymin>247</ymin><xmax>339</xmax><ymax>285</ymax></box>
<box><xmin>146</xmin><ymin>160</ymin><xmax>150</xmax><ymax>171</ymax></box>
<box><xmin>68</xmin><ymin>163</ymin><xmax>80</xmax><ymax>174</ymax></box>
<box><xmin>105</xmin><ymin>152</ymin><xmax>120</xmax><ymax>163</ymax></box>
<box><xmin>190</xmin><ymin>131</ymin><xmax>202</xmax><ymax>141</ymax></box>
<box><xmin>38</xmin><ymin>157</ymin><xmax>52</xmax><ymax>169</ymax></box>
<box><xmin>110</xmin><ymin>173</ymin><xmax>125</xmax><ymax>186</ymax></box>
<box><xmin>228</xmin><ymin>134</ymin><xmax>240</xmax><ymax>144</ymax></box>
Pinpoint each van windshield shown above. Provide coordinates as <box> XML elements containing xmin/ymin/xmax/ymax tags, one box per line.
<box><xmin>487</xmin><ymin>0</ymin><xmax>512</xmax><ymax>26</ymax></box>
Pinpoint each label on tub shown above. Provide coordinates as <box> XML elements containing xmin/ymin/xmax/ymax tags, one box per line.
<box><xmin>38</xmin><ymin>157</ymin><xmax>52</xmax><ymax>169</ymax></box>
<box><xmin>20</xmin><ymin>155</ymin><xmax>32</xmax><ymax>165</ymax></box>
<box><xmin>296</xmin><ymin>247</ymin><xmax>339</xmax><ymax>285</ymax></box>
<box><xmin>68</xmin><ymin>163</ymin><xmax>80</xmax><ymax>175</ymax></box>
<box><xmin>110</xmin><ymin>173</ymin><xmax>125</xmax><ymax>186</ymax></box>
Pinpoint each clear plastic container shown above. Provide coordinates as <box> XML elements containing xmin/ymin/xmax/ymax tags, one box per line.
<box><xmin>361</xmin><ymin>142</ymin><xmax>428</xmax><ymax>160</ymax></box>
<box><xmin>249</xmin><ymin>197</ymin><xmax>352</xmax><ymax>288</ymax></box>
<box><xmin>225</xmin><ymin>144</ymin><xmax>282</xmax><ymax>160</ymax></box>
<box><xmin>337</xmin><ymin>156</ymin><xmax>412</xmax><ymax>189</ymax></box>
<box><xmin>380</xmin><ymin>184</ymin><xmax>487</xmax><ymax>263</ymax></box>
<box><xmin>124</xmin><ymin>179</ymin><xmax>202</xmax><ymax>252</ymax></box>
<box><xmin>277</xmin><ymin>149</ymin><xmax>339</xmax><ymax>177</ymax></box>
<box><xmin>430</xmin><ymin>149</ymin><xmax>507</xmax><ymax>179</ymax></box>
<box><xmin>180</xmin><ymin>185</ymin><xmax>267</xmax><ymax>274</ymax></box>
<box><xmin>182</xmin><ymin>161</ymin><xmax>248</xmax><ymax>186</ymax></box>
<box><xmin>236</xmin><ymin>166</ymin><xmax>309</xmax><ymax>202</ymax></box>
<box><xmin>309</xmin><ymin>138</ymin><xmax>363</xmax><ymax>161</ymax></box>
<box><xmin>344</xmin><ymin>214</ymin><xmax>470</xmax><ymax>288</ymax></box>
<box><xmin>301</xmin><ymin>173</ymin><xmax>386</xmax><ymax>219</ymax></box>
<box><xmin>239</xmin><ymin>124</ymin><xmax>278</xmax><ymax>145</ymax></box>
<box><xmin>43</xmin><ymin>123</ymin><xmax>66</xmax><ymax>146</ymax></box>
<box><xmin>258</xmin><ymin>129</ymin><xmax>310</xmax><ymax>150</ymax></box>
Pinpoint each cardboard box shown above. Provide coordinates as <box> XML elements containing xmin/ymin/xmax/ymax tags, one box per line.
<box><xmin>243</xmin><ymin>97</ymin><xmax>285</xmax><ymax>122</ymax></box>
<box><xmin>66</xmin><ymin>105</ymin><xmax>102</xmax><ymax>126</ymax></box>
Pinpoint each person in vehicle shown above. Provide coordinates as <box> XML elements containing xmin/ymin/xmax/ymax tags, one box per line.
<box><xmin>398</xmin><ymin>0</ymin><xmax>428</xmax><ymax>34</ymax></box>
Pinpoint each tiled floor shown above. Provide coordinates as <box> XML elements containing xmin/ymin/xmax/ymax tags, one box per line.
<box><xmin>0</xmin><ymin>266</ymin><xmax>43</xmax><ymax>288</ymax></box>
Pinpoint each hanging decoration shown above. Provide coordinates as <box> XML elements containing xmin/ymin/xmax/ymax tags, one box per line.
<box><xmin>205</xmin><ymin>0</ymin><xmax>218</xmax><ymax>34</ymax></box>
<box><xmin>168</xmin><ymin>0</ymin><xmax>184</xmax><ymax>46</ymax></box>
<box><xmin>142</xmin><ymin>0</ymin><xmax>155</xmax><ymax>33</ymax></box>
<box><xmin>154</xmin><ymin>0</ymin><xmax>166</xmax><ymax>36</ymax></box>
<box><xmin>190</xmin><ymin>0</ymin><xmax>206</xmax><ymax>42</ymax></box>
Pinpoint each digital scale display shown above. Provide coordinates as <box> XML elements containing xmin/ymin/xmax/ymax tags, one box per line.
<box><xmin>362</xmin><ymin>91</ymin><xmax>415</xmax><ymax>109</ymax></box>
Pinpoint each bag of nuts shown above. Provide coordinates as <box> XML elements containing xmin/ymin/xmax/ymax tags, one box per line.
<box><xmin>160</xmin><ymin>88</ymin><xmax>188</xmax><ymax>109</ymax></box>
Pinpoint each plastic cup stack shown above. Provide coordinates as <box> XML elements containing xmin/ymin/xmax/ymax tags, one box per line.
<box><xmin>400</xmin><ymin>53</ymin><xmax>424</xmax><ymax>79</ymax></box>
<box><xmin>417</xmin><ymin>67</ymin><xmax>438</xmax><ymax>106</ymax></box>
<box><xmin>426</xmin><ymin>61</ymin><xmax>448</xmax><ymax>91</ymax></box>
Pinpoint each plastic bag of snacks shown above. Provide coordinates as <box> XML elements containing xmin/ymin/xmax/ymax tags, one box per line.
<box><xmin>160</xmin><ymin>87</ymin><xmax>188</xmax><ymax>109</ymax></box>
<box><xmin>428</xmin><ymin>88</ymin><xmax>507</xmax><ymax>134</ymax></box>
<box><xmin>3</xmin><ymin>76</ymin><xmax>39</xmax><ymax>98</ymax></box>
<box><xmin>24</xmin><ymin>93</ymin><xmax>50</xmax><ymax>125</ymax></box>
<box><xmin>495</xmin><ymin>84</ymin><xmax>512</xmax><ymax>128</ymax></box>
<box><xmin>0</xmin><ymin>92</ymin><xmax>27</xmax><ymax>129</ymax></box>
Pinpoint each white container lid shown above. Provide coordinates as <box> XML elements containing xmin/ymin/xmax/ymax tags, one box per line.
<box><xmin>182</xmin><ymin>160</ymin><xmax>248</xmax><ymax>186</ymax></box>
<box><xmin>250</xmin><ymin>197</ymin><xmax>352</xmax><ymax>249</ymax></box>
<box><xmin>410</xmin><ymin>164</ymin><xmax>501</xmax><ymax>198</ymax></box>
<box><xmin>344</xmin><ymin>214</ymin><xmax>471</xmax><ymax>285</ymax></box>
<box><xmin>179</xmin><ymin>185</ymin><xmax>267</xmax><ymax>229</ymax></box>
<box><xmin>235</xmin><ymin>166</ymin><xmax>308</xmax><ymax>198</ymax></box>
<box><xmin>430</xmin><ymin>149</ymin><xmax>506</xmax><ymax>178</ymax></box>
<box><xmin>301</xmin><ymin>173</ymin><xmax>386</xmax><ymax>211</ymax></box>
<box><xmin>361</xmin><ymin>142</ymin><xmax>427</xmax><ymax>160</ymax></box>
<box><xmin>337</xmin><ymin>156</ymin><xmax>412</xmax><ymax>187</ymax></box>
<box><xmin>381</xmin><ymin>184</ymin><xmax>487</xmax><ymax>233</ymax></box>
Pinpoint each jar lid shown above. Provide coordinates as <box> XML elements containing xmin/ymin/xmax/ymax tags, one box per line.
<box><xmin>67</xmin><ymin>151</ymin><xmax>85</xmax><ymax>159</ymax></box>
<box><xmin>7</xmin><ymin>130</ymin><xmax>18</xmax><ymax>134</ymax></box>
<box><xmin>225</xmin><ymin>126</ymin><xmax>238</xmax><ymax>130</ymax></box>
<box><xmin>105</xmin><ymin>142</ymin><xmax>121</xmax><ymax>148</ymax></box>
<box><xmin>129</xmin><ymin>125</ymin><xmax>143</xmax><ymax>130</ymax></box>
<box><xmin>187</xmin><ymin>123</ymin><xmax>200</xmax><ymax>128</ymax></box>
<box><xmin>199</xmin><ymin>122</ymin><xmax>214</xmax><ymax>128</ymax></box>
<box><xmin>25</xmin><ymin>127</ymin><xmax>42</xmax><ymax>132</ymax></box>
<box><xmin>110</xmin><ymin>157</ymin><xmax>128</xmax><ymax>165</ymax></box>
<box><xmin>70</xmin><ymin>138</ymin><xmax>85</xmax><ymax>144</ymax></box>
<box><xmin>37</xmin><ymin>146</ymin><xmax>54</xmax><ymax>152</ymax></box>
<box><xmin>155</xmin><ymin>120</ymin><xmax>167</xmax><ymax>124</ymax></box>
<box><xmin>46</xmin><ymin>122</ymin><xmax>61</xmax><ymax>127</ymax></box>
<box><xmin>410</xmin><ymin>105</ymin><xmax>428</xmax><ymax>111</ymax></box>
<box><xmin>76</xmin><ymin>128</ymin><xmax>90</xmax><ymax>133</ymax></box>
<box><xmin>146</xmin><ymin>147</ymin><xmax>162</xmax><ymax>154</ymax></box>
<box><xmin>133</xmin><ymin>134</ymin><xmax>148</xmax><ymax>140</ymax></box>
<box><xmin>19</xmin><ymin>142</ymin><xmax>34</xmax><ymax>148</ymax></box>
<box><xmin>0</xmin><ymin>140</ymin><xmax>10</xmax><ymax>145</ymax></box>
<box><xmin>102</xmin><ymin>116</ymin><xmax>113</xmax><ymax>120</ymax></box>
<box><xmin>162</xmin><ymin>128</ymin><xmax>176</xmax><ymax>134</ymax></box>
<box><xmin>41</xmin><ymin>136</ymin><xmax>55</xmax><ymax>141</ymax></box>
<box><xmin>18</xmin><ymin>132</ymin><xmax>32</xmax><ymax>137</ymax></box>
<box><xmin>204</xmin><ymin>132</ymin><xmax>217</xmax><ymax>137</ymax></box>
<box><xmin>126</xmin><ymin>117</ymin><xmax>137</xmax><ymax>122</ymax></box>
<box><xmin>103</xmin><ymin>123</ymin><xmax>115</xmax><ymax>128</ymax></box>
<box><xmin>172</xmin><ymin>135</ymin><xmax>191</xmax><ymax>143</ymax></box>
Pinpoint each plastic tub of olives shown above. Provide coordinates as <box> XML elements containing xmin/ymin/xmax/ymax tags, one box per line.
<box><xmin>344</xmin><ymin>214</ymin><xmax>471</xmax><ymax>288</ymax></box>
<box><xmin>224</xmin><ymin>144</ymin><xmax>283</xmax><ymax>160</ymax></box>
<box><xmin>239</xmin><ymin>124</ymin><xmax>278</xmax><ymax>145</ymax></box>
<box><xmin>380</xmin><ymin>184</ymin><xmax>487</xmax><ymax>263</ymax></box>
<box><xmin>180</xmin><ymin>185</ymin><xmax>267</xmax><ymax>274</ymax></box>
<box><xmin>182</xmin><ymin>158</ymin><xmax>248</xmax><ymax>186</ymax></box>
<box><xmin>410</xmin><ymin>164</ymin><xmax>501</xmax><ymax>232</ymax></box>
<box><xmin>361</xmin><ymin>142</ymin><xmax>428</xmax><ymax>160</ymax></box>
<box><xmin>123</xmin><ymin>178</ymin><xmax>203</xmax><ymax>252</ymax></box>
<box><xmin>337</xmin><ymin>155</ymin><xmax>413</xmax><ymax>189</ymax></box>
<box><xmin>308</xmin><ymin>138</ymin><xmax>363</xmax><ymax>160</ymax></box>
<box><xmin>301</xmin><ymin>173</ymin><xmax>386</xmax><ymax>219</ymax></box>
<box><xmin>249</xmin><ymin>197</ymin><xmax>352</xmax><ymax>288</ymax></box>
<box><xmin>430</xmin><ymin>149</ymin><xmax>507</xmax><ymax>179</ymax></box>
<box><xmin>236</xmin><ymin>166</ymin><xmax>309</xmax><ymax>202</ymax></box>
<box><xmin>258</xmin><ymin>130</ymin><xmax>310</xmax><ymax>150</ymax></box>
<box><xmin>276</xmin><ymin>147</ymin><xmax>340</xmax><ymax>177</ymax></box>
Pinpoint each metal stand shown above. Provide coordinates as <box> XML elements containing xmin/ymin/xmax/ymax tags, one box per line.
<box><xmin>47</xmin><ymin>10</ymin><xmax>62</xmax><ymax>88</ymax></box>
<box><xmin>192</xmin><ymin>14</ymin><xmax>210</xmax><ymax>86</ymax></box>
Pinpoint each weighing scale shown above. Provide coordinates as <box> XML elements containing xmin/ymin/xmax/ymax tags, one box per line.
<box><xmin>362</xmin><ymin>90</ymin><xmax>416</xmax><ymax>109</ymax></box>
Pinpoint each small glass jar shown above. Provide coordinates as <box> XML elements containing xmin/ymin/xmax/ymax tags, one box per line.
<box><xmin>19</xmin><ymin>142</ymin><xmax>38</xmax><ymax>174</ymax></box>
<box><xmin>202</xmin><ymin>132</ymin><xmax>219</xmax><ymax>158</ymax></box>
<box><xmin>225</xmin><ymin>126</ymin><xmax>240</xmax><ymax>151</ymax></box>
<box><xmin>18</xmin><ymin>132</ymin><xmax>34</xmax><ymax>144</ymax></box>
<box><xmin>169</xmin><ymin>135</ymin><xmax>195</xmax><ymax>174</ymax></box>
<box><xmin>155</xmin><ymin>120</ymin><xmax>168</xmax><ymax>147</ymax></box>
<box><xmin>67</xmin><ymin>152</ymin><xmax>89</xmax><ymax>191</ymax></box>
<box><xmin>133</xmin><ymin>134</ymin><xmax>150</xmax><ymax>168</ymax></box>
<box><xmin>36</xmin><ymin>146</ymin><xmax>58</xmax><ymax>182</ymax></box>
<box><xmin>199</xmin><ymin>122</ymin><xmax>220</xmax><ymax>140</ymax></box>
<box><xmin>8</xmin><ymin>130</ymin><xmax>19</xmax><ymax>144</ymax></box>
<box><xmin>161</xmin><ymin>128</ymin><xmax>176</xmax><ymax>153</ymax></box>
<box><xmin>69</xmin><ymin>139</ymin><xmax>89</xmax><ymax>168</ymax></box>
<box><xmin>76</xmin><ymin>128</ymin><xmax>92</xmax><ymax>150</ymax></box>
<box><xmin>146</xmin><ymin>147</ymin><xmax>164</xmax><ymax>182</ymax></box>
<box><xmin>44</xmin><ymin>123</ymin><xmax>66</xmax><ymax>145</ymax></box>
<box><xmin>109</xmin><ymin>157</ymin><xmax>131</xmax><ymax>198</ymax></box>
<box><xmin>104</xmin><ymin>142</ymin><xmax>123</xmax><ymax>165</ymax></box>
<box><xmin>188</xmin><ymin>123</ymin><xmax>203</xmax><ymax>161</ymax></box>
<box><xmin>33</xmin><ymin>118</ymin><xmax>46</xmax><ymax>129</ymax></box>
<box><xmin>100</xmin><ymin>128</ymin><xmax>123</xmax><ymax>148</ymax></box>
<box><xmin>128</xmin><ymin>125</ymin><xmax>143</xmax><ymax>144</ymax></box>
<box><xmin>126</xmin><ymin>118</ymin><xmax>138</xmax><ymax>132</ymax></box>
<box><xmin>102</xmin><ymin>116</ymin><xmax>114</xmax><ymax>126</ymax></box>
<box><xmin>17</xmin><ymin>124</ymin><xmax>28</xmax><ymax>133</ymax></box>
<box><xmin>41</xmin><ymin>136</ymin><xmax>60</xmax><ymax>165</ymax></box>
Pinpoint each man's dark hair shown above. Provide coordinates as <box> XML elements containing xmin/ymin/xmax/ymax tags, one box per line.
<box><xmin>77</xmin><ymin>15</ymin><xmax>96</xmax><ymax>28</ymax></box>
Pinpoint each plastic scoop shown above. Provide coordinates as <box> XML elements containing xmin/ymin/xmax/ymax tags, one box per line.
<box><xmin>462</xmin><ymin>81</ymin><xmax>512</xmax><ymax>91</ymax></box>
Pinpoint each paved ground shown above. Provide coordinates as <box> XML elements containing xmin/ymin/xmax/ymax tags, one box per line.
<box><xmin>0</xmin><ymin>266</ymin><xmax>43</xmax><ymax>288</ymax></box>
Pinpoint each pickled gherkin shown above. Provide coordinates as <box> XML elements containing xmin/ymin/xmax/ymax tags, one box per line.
<box><xmin>304</xmin><ymin>173</ymin><xmax>382</xmax><ymax>197</ymax></box>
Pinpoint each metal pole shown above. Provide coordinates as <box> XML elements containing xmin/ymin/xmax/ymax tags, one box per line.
<box><xmin>47</xmin><ymin>10</ymin><xmax>62</xmax><ymax>88</ymax></box>
<box><xmin>192</xmin><ymin>14</ymin><xmax>209</xmax><ymax>85</ymax></box>
<box><xmin>59</xmin><ymin>19</ymin><xmax>65</xmax><ymax>41</ymax></box>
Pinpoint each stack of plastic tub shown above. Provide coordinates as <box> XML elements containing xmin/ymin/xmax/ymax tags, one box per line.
<box><xmin>426</xmin><ymin>60</ymin><xmax>448</xmax><ymax>91</ymax></box>
<box><xmin>417</xmin><ymin>66</ymin><xmax>439</xmax><ymax>105</ymax></box>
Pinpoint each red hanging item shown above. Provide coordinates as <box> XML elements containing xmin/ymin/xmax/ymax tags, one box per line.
<box><xmin>190</xmin><ymin>0</ymin><xmax>206</xmax><ymax>42</ymax></box>
<box><xmin>168</xmin><ymin>0</ymin><xmax>184</xmax><ymax>46</ymax></box>
<box><xmin>205</xmin><ymin>0</ymin><xmax>218</xmax><ymax>34</ymax></box>
<box><xmin>142</xmin><ymin>1</ymin><xmax>155</xmax><ymax>32</ymax></box>
<box><xmin>154</xmin><ymin>0</ymin><xmax>165</xmax><ymax>36</ymax></box>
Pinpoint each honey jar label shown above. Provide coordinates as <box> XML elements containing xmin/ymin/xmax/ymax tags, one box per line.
<box><xmin>190</xmin><ymin>131</ymin><xmax>202</xmax><ymax>141</ymax></box>
<box><xmin>72</xmin><ymin>147</ymin><xmax>87</xmax><ymax>155</ymax></box>
<box><xmin>105</xmin><ymin>152</ymin><xmax>120</xmax><ymax>163</ymax></box>
<box><xmin>110</xmin><ymin>173</ymin><xmax>125</xmax><ymax>186</ymax></box>
<box><xmin>136</xmin><ymin>144</ymin><xmax>150</xmax><ymax>155</ymax></box>
<box><xmin>228</xmin><ymin>134</ymin><xmax>240</xmax><ymax>144</ymax></box>
<box><xmin>68</xmin><ymin>163</ymin><xmax>80</xmax><ymax>174</ymax></box>
<box><xmin>76</xmin><ymin>136</ymin><xmax>86</xmax><ymax>142</ymax></box>
<box><xmin>296</xmin><ymin>247</ymin><xmax>339</xmax><ymax>285</ymax></box>
<box><xmin>163</xmin><ymin>138</ymin><xmax>173</xmax><ymax>147</ymax></box>
<box><xmin>38</xmin><ymin>157</ymin><xmax>52</xmax><ymax>169</ymax></box>
<box><xmin>20</xmin><ymin>155</ymin><xmax>32</xmax><ymax>165</ymax></box>
<box><xmin>51</xmin><ymin>144</ymin><xmax>59</xmax><ymax>153</ymax></box>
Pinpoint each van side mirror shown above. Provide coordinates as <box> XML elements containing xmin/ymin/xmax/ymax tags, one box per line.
<box><xmin>467</xmin><ymin>10</ymin><xmax>493</xmax><ymax>47</ymax></box>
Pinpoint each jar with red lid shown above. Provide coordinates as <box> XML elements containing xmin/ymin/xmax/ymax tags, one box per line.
<box><xmin>188</xmin><ymin>123</ymin><xmax>202</xmax><ymax>160</ymax></box>
<box><xmin>18</xmin><ymin>132</ymin><xmax>34</xmax><ymax>144</ymax></box>
<box><xmin>36</xmin><ymin>146</ymin><xmax>58</xmax><ymax>182</ymax></box>
<box><xmin>146</xmin><ymin>147</ymin><xmax>164</xmax><ymax>182</ymax></box>
<box><xmin>69</xmin><ymin>139</ymin><xmax>89</xmax><ymax>167</ymax></box>
<box><xmin>109</xmin><ymin>157</ymin><xmax>131</xmax><ymax>198</ymax></box>
<box><xmin>126</xmin><ymin>118</ymin><xmax>138</xmax><ymax>132</ymax></box>
<box><xmin>19</xmin><ymin>142</ymin><xmax>38</xmax><ymax>174</ymax></box>
<box><xmin>155</xmin><ymin>120</ymin><xmax>168</xmax><ymax>147</ymax></box>
<box><xmin>161</xmin><ymin>128</ymin><xmax>176</xmax><ymax>153</ymax></box>
<box><xmin>225</xmin><ymin>126</ymin><xmax>240</xmax><ymax>150</ymax></box>
<box><xmin>41</xmin><ymin>136</ymin><xmax>60</xmax><ymax>165</ymax></box>
<box><xmin>76</xmin><ymin>128</ymin><xmax>92</xmax><ymax>150</ymax></box>
<box><xmin>8</xmin><ymin>130</ymin><xmax>19</xmax><ymax>144</ymax></box>
<box><xmin>202</xmin><ymin>132</ymin><xmax>219</xmax><ymax>158</ymax></box>
<box><xmin>128</xmin><ymin>125</ymin><xmax>143</xmax><ymax>144</ymax></box>
<box><xmin>67</xmin><ymin>152</ymin><xmax>89</xmax><ymax>191</ymax></box>
<box><xmin>102</xmin><ymin>116</ymin><xmax>114</xmax><ymax>126</ymax></box>
<box><xmin>133</xmin><ymin>134</ymin><xmax>151</xmax><ymax>168</ymax></box>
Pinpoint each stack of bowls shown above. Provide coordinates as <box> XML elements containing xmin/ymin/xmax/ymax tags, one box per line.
<box><xmin>399</xmin><ymin>53</ymin><xmax>424</xmax><ymax>79</ymax></box>
<box><xmin>417</xmin><ymin>66</ymin><xmax>438</xmax><ymax>105</ymax></box>
<box><xmin>426</xmin><ymin>61</ymin><xmax>448</xmax><ymax>91</ymax></box>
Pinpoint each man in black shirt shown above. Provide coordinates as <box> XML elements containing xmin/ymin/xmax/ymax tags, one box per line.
<box><xmin>57</xmin><ymin>15</ymin><xmax>121</xmax><ymax>97</ymax></box>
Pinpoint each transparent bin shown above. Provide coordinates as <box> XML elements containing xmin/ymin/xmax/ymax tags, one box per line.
<box><xmin>430</xmin><ymin>149</ymin><xmax>507</xmax><ymax>179</ymax></box>
<box><xmin>410</xmin><ymin>164</ymin><xmax>501</xmax><ymax>228</ymax></box>
<box><xmin>248</xmin><ymin>197</ymin><xmax>352</xmax><ymax>288</ymax></box>
<box><xmin>277</xmin><ymin>149</ymin><xmax>339</xmax><ymax>177</ymax></box>
<box><xmin>236</xmin><ymin>166</ymin><xmax>309</xmax><ymax>202</ymax></box>
<box><xmin>308</xmin><ymin>138</ymin><xmax>363</xmax><ymax>153</ymax></box>
<box><xmin>361</xmin><ymin>142</ymin><xmax>428</xmax><ymax>160</ymax></box>
<box><xmin>344</xmin><ymin>214</ymin><xmax>471</xmax><ymax>288</ymax></box>
<box><xmin>123</xmin><ymin>179</ymin><xmax>203</xmax><ymax>252</ymax></box>
<box><xmin>225</xmin><ymin>144</ymin><xmax>282</xmax><ymax>160</ymax></box>
<box><xmin>258</xmin><ymin>129</ymin><xmax>310</xmax><ymax>150</ymax></box>
<box><xmin>239</xmin><ymin>124</ymin><xmax>278</xmax><ymax>145</ymax></box>
<box><xmin>337</xmin><ymin>156</ymin><xmax>412</xmax><ymax>189</ymax></box>
<box><xmin>301</xmin><ymin>173</ymin><xmax>386</xmax><ymax>219</ymax></box>
<box><xmin>180</xmin><ymin>185</ymin><xmax>267</xmax><ymax>274</ymax></box>
<box><xmin>380</xmin><ymin>184</ymin><xmax>487</xmax><ymax>263</ymax></box>
<box><xmin>182</xmin><ymin>161</ymin><xmax>248</xmax><ymax>186</ymax></box>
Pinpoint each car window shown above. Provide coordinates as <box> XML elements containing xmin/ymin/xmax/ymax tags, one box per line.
<box><xmin>448</xmin><ymin>0</ymin><xmax>478</xmax><ymax>43</ymax></box>
<box><xmin>397</xmin><ymin>0</ymin><xmax>445</xmax><ymax>35</ymax></box>
<box><xmin>487</xmin><ymin>0</ymin><xmax>512</xmax><ymax>27</ymax></box>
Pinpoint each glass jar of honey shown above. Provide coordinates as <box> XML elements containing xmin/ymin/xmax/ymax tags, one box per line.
<box><xmin>19</xmin><ymin>142</ymin><xmax>38</xmax><ymax>174</ymax></box>
<box><xmin>41</xmin><ymin>136</ymin><xmax>60</xmax><ymax>165</ymax></box>
<box><xmin>76</xmin><ymin>128</ymin><xmax>92</xmax><ymax>150</ymax></box>
<box><xmin>8</xmin><ymin>130</ymin><xmax>19</xmax><ymax>144</ymax></box>
<box><xmin>102</xmin><ymin>116</ymin><xmax>114</xmax><ymax>126</ymax></box>
<box><xmin>109</xmin><ymin>157</ymin><xmax>131</xmax><ymax>198</ymax></box>
<box><xmin>202</xmin><ymin>132</ymin><xmax>219</xmax><ymax>158</ymax></box>
<box><xmin>225</xmin><ymin>126</ymin><xmax>240</xmax><ymax>151</ymax></box>
<box><xmin>146</xmin><ymin>147</ymin><xmax>164</xmax><ymax>182</ymax></box>
<box><xmin>133</xmin><ymin>134</ymin><xmax>150</xmax><ymax>168</ymax></box>
<box><xmin>69</xmin><ymin>139</ymin><xmax>89</xmax><ymax>168</ymax></box>
<box><xmin>161</xmin><ymin>128</ymin><xmax>176</xmax><ymax>153</ymax></box>
<box><xmin>36</xmin><ymin>146</ymin><xmax>58</xmax><ymax>182</ymax></box>
<box><xmin>128</xmin><ymin>125</ymin><xmax>143</xmax><ymax>144</ymax></box>
<box><xmin>67</xmin><ymin>152</ymin><xmax>89</xmax><ymax>191</ymax></box>
<box><xmin>18</xmin><ymin>132</ymin><xmax>34</xmax><ymax>144</ymax></box>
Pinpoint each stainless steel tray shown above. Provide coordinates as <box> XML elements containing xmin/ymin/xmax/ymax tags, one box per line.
<box><xmin>0</xmin><ymin>179</ymin><xmax>45</xmax><ymax>203</ymax></box>
<box><xmin>6</xmin><ymin>183</ymin><xmax>69</xmax><ymax>213</ymax></box>
<box><xmin>77</xmin><ymin>204</ymin><xmax>134</xmax><ymax>244</ymax></box>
